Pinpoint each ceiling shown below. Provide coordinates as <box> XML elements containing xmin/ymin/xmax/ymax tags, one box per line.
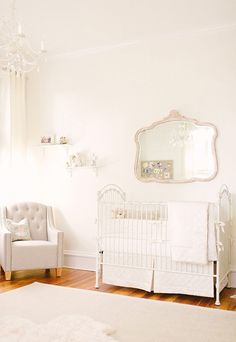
<box><xmin>0</xmin><ymin>0</ymin><xmax>235</xmax><ymax>55</ymax></box>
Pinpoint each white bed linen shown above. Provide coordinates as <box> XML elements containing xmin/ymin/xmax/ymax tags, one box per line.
<box><xmin>102</xmin><ymin>251</ymin><xmax>214</xmax><ymax>296</ymax></box>
<box><xmin>168</xmin><ymin>202</ymin><xmax>213</xmax><ymax>264</ymax></box>
<box><xmin>101</xmin><ymin>210</ymin><xmax>217</xmax><ymax>296</ymax></box>
<box><xmin>103</xmin><ymin>265</ymin><xmax>153</xmax><ymax>292</ymax></box>
<box><xmin>101</xmin><ymin>211</ymin><xmax>217</xmax><ymax>260</ymax></box>
<box><xmin>153</xmin><ymin>268</ymin><xmax>214</xmax><ymax>297</ymax></box>
<box><xmin>103</xmin><ymin>261</ymin><xmax>214</xmax><ymax>297</ymax></box>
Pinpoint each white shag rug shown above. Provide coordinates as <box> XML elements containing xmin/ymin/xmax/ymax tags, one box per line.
<box><xmin>0</xmin><ymin>314</ymin><xmax>116</xmax><ymax>342</ymax></box>
<box><xmin>0</xmin><ymin>282</ymin><xmax>235</xmax><ymax>342</ymax></box>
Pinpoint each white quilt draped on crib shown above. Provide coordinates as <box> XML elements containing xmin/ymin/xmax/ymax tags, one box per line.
<box><xmin>155</xmin><ymin>201</ymin><xmax>216</xmax><ymax>297</ymax></box>
<box><xmin>168</xmin><ymin>202</ymin><xmax>217</xmax><ymax>264</ymax></box>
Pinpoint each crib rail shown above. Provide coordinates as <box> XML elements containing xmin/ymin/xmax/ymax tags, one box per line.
<box><xmin>97</xmin><ymin>199</ymin><xmax>214</xmax><ymax>276</ymax></box>
<box><xmin>98</xmin><ymin>201</ymin><xmax>167</xmax><ymax>269</ymax></box>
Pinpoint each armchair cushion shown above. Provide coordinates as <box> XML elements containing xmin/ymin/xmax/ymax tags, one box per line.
<box><xmin>12</xmin><ymin>240</ymin><xmax>58</xmax><ymax>271</ymax></box>
<box><xmin>6</xmin><ymin>218</ymin><xmax>31</xmax><ymax>242</ymax></box>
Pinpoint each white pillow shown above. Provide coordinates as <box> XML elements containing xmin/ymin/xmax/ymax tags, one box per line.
<box><xmin>6</xmin><ymin>218</ymin><xmax>31</xmax><ymax>242</ymax></box>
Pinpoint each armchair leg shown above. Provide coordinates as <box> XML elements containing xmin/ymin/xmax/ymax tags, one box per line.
<box><xmin>56</xmin><ymin>268</ymin><xmax>62</xmax><ymax>277</ymax></box>
<box><xmin>5</xmin><ymin>271</ymin><xmax>11</xmax><ymax>281</ymax></box>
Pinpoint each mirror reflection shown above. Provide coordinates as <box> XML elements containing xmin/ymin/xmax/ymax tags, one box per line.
<box><xmin>135</xmin><ymin>111</ymin><xmax>218</xmax><ymax>183</ymax></box>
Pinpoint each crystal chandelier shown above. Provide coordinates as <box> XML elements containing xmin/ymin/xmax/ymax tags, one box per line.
<box><xmin>0</xmin><ymin>0</ymin><xmax>46</xmax><ymax>74</ymax></box>
<box><xmin>169</xmin><ymin>122</ymin><xmax>194</xmax><ymax>147</ymax></box>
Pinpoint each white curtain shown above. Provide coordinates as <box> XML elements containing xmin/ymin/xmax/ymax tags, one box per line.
<box><xmin>0</xmin><ymin>71</ymin><xmax>27</xmax><ymax>202</ymax></box>
<box><xmin>0</xmin><ymin>72</ymin><xmax>10</xmax><ymax>166</ymax></box>
<box><xmin>9</xmin><ymin>71</ymin><xmax>27</xmax><ymax>166</ymax></box>
<box><xmin>0</xmin><ymin>71</ymin><xmax>26</xmax><ymax>168</ymax></box>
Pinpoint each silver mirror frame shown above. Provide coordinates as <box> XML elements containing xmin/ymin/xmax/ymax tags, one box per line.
<box><xmin>134</xmin><ymin>110</ymin><xmax>218</xmax><ymax>183</ymax></box>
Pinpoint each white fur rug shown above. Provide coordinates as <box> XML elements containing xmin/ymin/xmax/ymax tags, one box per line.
<box><xmin>0</xmin><ymin>314</ymin><xmax>116</xmax><ymax>342</ymax></box>
<box><xmin>0</xmin><ymin>282</ymin><xmax>235</xmax><ymax>342</ymax></box>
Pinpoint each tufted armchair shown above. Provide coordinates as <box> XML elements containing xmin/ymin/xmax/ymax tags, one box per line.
<box><xmin>0</xmin><ymin>202</ymin><xmax>64</xmax><ymax>280</ymax></box>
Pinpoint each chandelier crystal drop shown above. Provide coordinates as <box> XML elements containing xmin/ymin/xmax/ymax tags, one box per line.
<box><xmin>0</xmin><ymin>0</ymin><xmax>46</xmax><ymax>74</ymax></box>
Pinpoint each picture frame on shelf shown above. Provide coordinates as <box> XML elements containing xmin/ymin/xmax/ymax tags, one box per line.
<box><xmin>41</xmin><ymin>136</ymin><xmax>52</xmax><ymax>144</ymax></box>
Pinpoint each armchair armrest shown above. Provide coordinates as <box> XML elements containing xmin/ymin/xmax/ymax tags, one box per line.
<box><xmin>47</xmin><ymin>224</ymin><xmax>64</xmax><ymax>244</ymax></box>
<box><xmin>0</xmin><ymin>225</ymin><xmax>12</xmax><ymax>272</ymax></box>
<box><xmin>47</xmin><ymin>207</ymin><xmax>64</xmax><ymax>267</ymax></box>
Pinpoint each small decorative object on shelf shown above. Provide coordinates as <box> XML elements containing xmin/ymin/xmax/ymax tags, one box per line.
<box><xmin>39</xmin><ymin>135</ymin><xmax>70</xmax><ymax>146</ymax></box>
<box><xmin>41</xmin><ymin>136</ymin><xmax>52</xmax><ymax>144</ymax></box>
<box><xmin>66</xmin><ymin>153</ymin><xmax>82</xmax><ymax>168</ymax></box>
<box><xmin>59</xmin><ymin>136</ymin><xmax>68</xmax><ymax>144</ymax></box>
<box><xmin>66</xmin><ymin>151</ymin><xmax>98</xmax><ymax>176</ymax></box>
<box><xmin>89</xmin><ymin>153</ymin><xmax>97</xmax><ymax>167</ymax></box>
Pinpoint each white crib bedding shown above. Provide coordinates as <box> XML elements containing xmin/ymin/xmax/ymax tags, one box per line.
<box><xmin>98</xmin><ymin>184</ymin><xmax>232</xmax><ymax>303</ymax></box>
<box><xmin>103</xmin><ymin>251</ymin><xmax>213</xmax><ymax>273</ymax></box>
<box><xmin>103</xmin><ymin>265</ymin><xmax>153</xmax><ymax>292</ymax></box>
<box><xmin>168</xmin><ymin>202</ymin><xmax>217</xmax><ymax>264</ymax></box>
<box><xmin>102</xmin><ymin>251</ymin><xmax>214</xmax><ymax>297</ymax></box>
<box><xmin>101</xmin><ymin>216</ymin><xmax>217</xmax><ymax>260</ymax></box>
<box><xmin>102</xmin><ymin>261</ymin><xmax>214</xmax><ymax>297</ymax></box>
<box><xmin>103</xmin><ymin>267</ymin><xmax>214</xmax><ymax>297</ymax></box>
<box><xmin>101</xmin><ymin>214</ymin><xmax>217</xmax><ymax>297</ymax></box>
<box><xmin>101</xmin><ymin>238</ymin><xmax>166</xmax><ymax>257</ymax></box>
<box><xmin>153</xmin><ymin>269</ymin><xmax>214</xmax><ymax>297</ymax></box>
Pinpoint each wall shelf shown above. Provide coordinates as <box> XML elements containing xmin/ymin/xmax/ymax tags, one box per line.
<box><xmin>35</xmin><ymin>143</ymin><xmax>99</xmax><ymax>176</ymax></box>
<box><xmin>38</xmin><ymin>143</ymin><xmax>72</xmax><ymax>148</ymax></box>
<box><xmin>66</xmin><ymin>165</ymin><xmax>98</xmax><ymax>176</ymax></box>
<box><xmin>36</xmin><ymin>143</ymin><xmax>72</xmax><ymax>157</ymax></box>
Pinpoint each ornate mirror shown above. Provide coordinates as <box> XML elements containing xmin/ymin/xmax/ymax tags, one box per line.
<box><xmin>134</xmin><ymin>110</ymin><xmax>218</xmax><ymax>183</ymax></box>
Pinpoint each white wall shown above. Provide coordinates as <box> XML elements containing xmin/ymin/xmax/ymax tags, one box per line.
<box><xmin>26</xmin><ymin>26</ymin><xmax>236</xmax><ymax>269</ymax></box>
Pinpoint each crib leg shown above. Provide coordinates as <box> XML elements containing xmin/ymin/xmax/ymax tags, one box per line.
<box><xmin>95</xmin><ymin>253</ymin><xmax>100</xmax><ymax>289</ymax></box>
<box><xmin>215</xmin><ymin>278</ymin><xmax>220</xmax><ymax>306</ymax></box>
<box><xmin>215</xmin><ymin>296</ymin><xmax>220</xmax><ymax>306</ymax></box>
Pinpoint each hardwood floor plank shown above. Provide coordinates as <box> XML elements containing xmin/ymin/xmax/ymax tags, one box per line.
<box><xmin>0</xmin><ymin>268</ymin><xmax>235</xmax><ymax>311</ymax></box>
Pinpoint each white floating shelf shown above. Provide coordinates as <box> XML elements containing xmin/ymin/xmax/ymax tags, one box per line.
<box><xmin>66</xmin><ymin>165</ymin><xmax>98</xmax><ymax>176</ymax></box>
<box><xmin>38</xmin><ymin>143</ymin><xmax>72</xmax><ymax>147</ymax></box>
<box><xmin>36</xmin><ymin>143</ymin><xmax>72</xmax><ymax>158</ymax></box>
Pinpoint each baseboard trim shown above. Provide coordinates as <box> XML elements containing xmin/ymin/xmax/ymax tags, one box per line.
<box><xmin>64</xmin><ymin>250</ymin><xmax>96</xmax><ymax>271</ymax></box>
<box><xmin>230</xmin><ymin>265</ymin><xmax>236</xmax><ymax>288</ymax></box>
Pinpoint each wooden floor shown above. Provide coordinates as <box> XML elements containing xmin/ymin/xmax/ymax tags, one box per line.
<box><xmin>0</xmin><ymin>268</ymin><xmax>235</xmax><ymax>311</ymax></box>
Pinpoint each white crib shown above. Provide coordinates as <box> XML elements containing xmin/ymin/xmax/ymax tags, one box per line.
<box><xmin>95</xmin><ymin>184</ymin><xmax>232</xmax><ymax>305</ymax></box>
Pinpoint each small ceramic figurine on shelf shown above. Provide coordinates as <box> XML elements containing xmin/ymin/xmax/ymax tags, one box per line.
<box><xmin>66</xmin><ymin>153</ymin><xmax>82</xmax><ymax>168</ymax></box>
<box><xmin>90</xmin><ymin>153</ymin><xmax>97</xmax><ymax>167</ymax></box>
<box><xmin>59</xmin><ymin>136</ymin><xmax>68</xmax><ymax>144</ymax></box>
<box><xmin>75</xmin><ymin>153</ymin><xmax>83</xmax><ymax>166</ymax></box>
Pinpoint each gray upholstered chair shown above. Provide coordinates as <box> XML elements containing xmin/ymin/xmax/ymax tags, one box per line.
<box><xmin>0</xmin><ymin>202</ymin><xmax>64</xmax><ymax>280</ymax></box>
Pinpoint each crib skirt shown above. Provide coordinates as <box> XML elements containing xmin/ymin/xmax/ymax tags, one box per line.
<box><xmin>103</xmin><ymin>262</ymin><xmax>214</xmax><ymax>297</ymax></box>
<box><xmin>103</xmin><ymin>265</ymin><xmax>153</xmax><ymax>292</ymax></box>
